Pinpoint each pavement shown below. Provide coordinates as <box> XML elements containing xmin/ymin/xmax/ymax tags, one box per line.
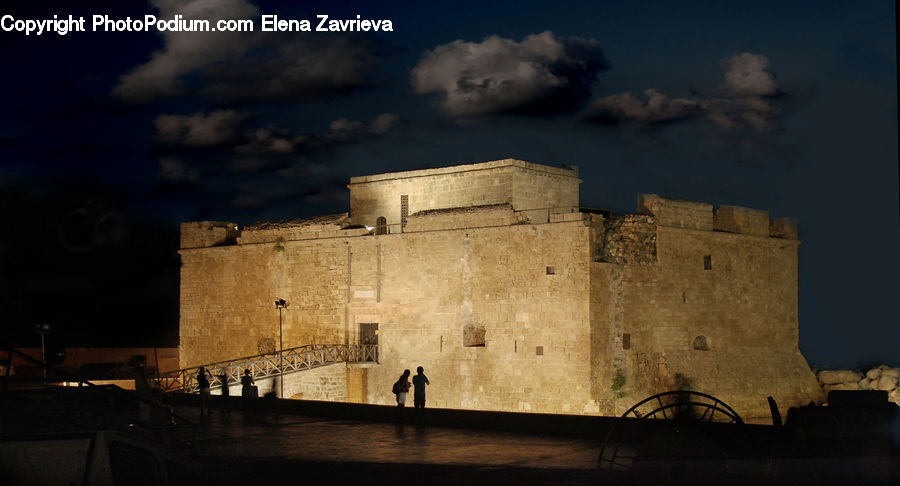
<box><xmin>174</xmin><ymin>402</ymin><xmax>604</xmax><ymax>485</ymax></box>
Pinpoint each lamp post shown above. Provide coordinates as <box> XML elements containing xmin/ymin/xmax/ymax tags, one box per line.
<box><xmin>35</xmin><ymin>323</ymin><xmax>50</xmax><ymax>381</ymax></box>
<box><xmin>274</xmin><ymin>299</ymin><xmax>289</xmax><ymax>398</ymax></box>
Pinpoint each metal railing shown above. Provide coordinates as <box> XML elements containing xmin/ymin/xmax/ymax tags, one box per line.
<box><xmin>2</xmin><ymin>347</ymin><xmax>198</xmax><ymax>451</ymax></box>
<box><xmin>154</xmin><ymin>344</ymin><xmax>378</xmax><ymax>393</ymax></box>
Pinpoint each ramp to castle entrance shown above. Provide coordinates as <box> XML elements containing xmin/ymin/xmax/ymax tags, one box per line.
<box><xmin>154</xmin><ymin>344</ymin><xmax>378</xmax><ymax>396</ymax></box>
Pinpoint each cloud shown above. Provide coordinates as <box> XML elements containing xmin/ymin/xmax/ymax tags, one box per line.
<box><xmin>590</xmin><ymin>89</ymin><xmax>704</xmax><ymax>124</ymax></box>
<box><xmin>231</xmin><ymin>194</ymin><xmax>265</xmax><ymax>209</ymax></box>
<box><xmin>411</xmin><ymin>31</ymin><xmax>609</xmax><ymax>116</ymax></box>
<box><xmin>154</xmin><ymin>110</ymin><xmax>249</xmax><ymax>147</ymax></box>
<box><xmin>112</xmin><ymin>0</ymin><xmax>380</xmax><ymax>103</ymax></box>
<box><xmin>370</xmin><ymin>113</ymin><xmax>400</xmax><ymax>134</ymax></box>
<box><xmin>157</xmin><ymin>157</ymin><xmax>200</xmax><ymax>183</ymax></box>
<box><xmin>233</xmin><ymin>128</ymin><xmax>298</xmax><ymax>155</ymax></box>
<box><xmin>588</xmin><ymin>53</ymin><xmax>781</xmax><ymax>129</ymax></box>
<box><xmin>154</xmin><ymin>111</ymin><xmax>399</xmax><ymax>156</ymax></box>
<box><xmin>721</xmin><ymin>53</ymin><xmax>779</xmax><ymax>97</ymax></box>
<box><xmin>226</xmin><ymin>157</ymin><xmax>270</xmax><ymax>173</ymax></box>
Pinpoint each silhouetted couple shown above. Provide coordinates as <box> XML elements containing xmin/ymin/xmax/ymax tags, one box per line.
<box><xmin>393</xmin><ymin>366</ymin><xmax>430</xmax><ymax>408</ymax></box>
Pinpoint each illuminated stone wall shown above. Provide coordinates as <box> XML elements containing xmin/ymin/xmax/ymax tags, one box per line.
<box><xmin>347</xmin><ymin>158</ymin><xmax>581</xmax><ymax>230</ymax></box>
<box><xmin>589</xmin><ymin>208</ymin><xmax>823</xmax><ymax>416</ymax></box>
<box><xmin>179</xmin><ymin>161</ymin><xmax>823</xmax><ymax>419</ymax></box>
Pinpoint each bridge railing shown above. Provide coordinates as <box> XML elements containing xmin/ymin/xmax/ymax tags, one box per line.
<box><xmin>154</xmin><ymin>343</ymin><xmax>378</xmax><ymax>393</ymax></box>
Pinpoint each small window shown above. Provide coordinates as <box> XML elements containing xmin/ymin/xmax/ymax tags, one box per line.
<box><xmin>375</xmin><ymin>216</ymin><xmax>387</xmax><ymax>235</ymax></box>
<box><xmin>536</xmin><ymin>346</ymin><xmax>544</xmax><ymax>356</ymax></box>
<box><xmin>693</xmin><ymin>335</ymin><xmax>709</xmax><ymax>351</ymax></box>
<box><xmin>703</xmin><ymin>255</ymin><xmax>712</xmax><ymax>270</ymax></box>
<box><xmin>546</xmin><ymin>266</ymin><xmax>555</xmax><ymax>275</ymax></box>
<box><xmin>622</xmin><ymin>333</ymin><xmax>631</xmax><ymax>350</ymax></box>
<box><xmin>463</xmin><ymin>324</ymin><xmax>485</xmax><ymax>347</ymax></box>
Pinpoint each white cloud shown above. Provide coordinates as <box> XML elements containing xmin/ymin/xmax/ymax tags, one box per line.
<box><xmin>412</xmin><ymin>31</ymin><xmax>608</xmax><ymax>116</ymax></box>
<box><xmin>112</xmin><ymin>0</ymin><xmax>379</xmax><ymax>103</ymax></box>
<box><xmin>721</xmin><ymin>53</ymin><xmax>779</xmax><ymax>97</ymax></box>
<box><xmin>589</xmin><ymin>53</ymin><xmax>781</xmax><ymax>130</ymax></box>
<box><xmin>112</xmin><ymin>0</ymin><xmax>258</xmax><ymax>102</ymax></box>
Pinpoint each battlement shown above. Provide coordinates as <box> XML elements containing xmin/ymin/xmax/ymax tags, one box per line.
<box><xmin>714</xmin><ymin>205</ymin><xmax>770</xmax><ymax>237</ymax></box>
<box><xmin>637</xmin><ymin>194</ymin><xmax>714</xmax><ymax>231</ymax></box>
<box><xmin>637</xmin><ymin>194</ymin><xmax>798</xmax><ymax>240</ymax></box>
<box><xmin>180</xmin><ymin>221</ymin><xmax>240</xmax><ymax>249</ymax></box>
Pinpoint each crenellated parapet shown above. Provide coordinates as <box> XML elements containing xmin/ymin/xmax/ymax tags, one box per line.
<box><xmin>636</xmin><ymin>193</ymin><xmax>799</xmax><ymax>240</ymax></box>
<box><xmin>180</xmin><ymin>221</ymin><xmax>240</xmax><ymax>249</ymax></box>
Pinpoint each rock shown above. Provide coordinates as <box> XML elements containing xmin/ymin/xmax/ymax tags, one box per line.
<box><xmin>857</xmin><ymin>378</ymin><xmax>871</xmax><ymax>390</ymax></box>
<box><xmin>823</xmin><ymin>382</ymin><xmax>860</xmax><ymax>395</ymax></box>
<box><xmin>875</xmin><ymin>373</ymin><xmax>899</xmax><ymax>391</ymax></box>
<box><xmin>866</xmin><ymin>368</ymin><xmax>882</xmax><ymax>380</ymax></box>
<box><xmin>881</xmin><ymin>367</ymin><xmax>900</xmax><ymax>381</ymax></box>
<box><xmin>889</xmin><ymin>388</ymin><xmax>900</xmax><ymax>405</ymax></box>
<box><xmin>817</xmin><ymin>370</ymin><xmax>862</xmax><ymax>385</ymax></box>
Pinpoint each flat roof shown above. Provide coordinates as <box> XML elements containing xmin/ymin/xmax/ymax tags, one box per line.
<box><xmin>348</xmin><ymin>158</ymin><xmax>580</xmax><ymax>184</ymax></box>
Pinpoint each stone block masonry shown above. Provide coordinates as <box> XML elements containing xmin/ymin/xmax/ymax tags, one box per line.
<box><xmin>179</xmin><ymin>159</ymin><xmax>823</xmax><ymax>420</ymax></box>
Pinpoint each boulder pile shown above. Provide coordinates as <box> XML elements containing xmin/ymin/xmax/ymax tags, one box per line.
<box><xmin>817</xmin><ymin>365</ymin><xmax>900</xmax><ymax>405</ymax></box>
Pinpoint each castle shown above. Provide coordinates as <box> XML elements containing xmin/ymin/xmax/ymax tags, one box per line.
<box><xmin>178</xmin><ymin>159</ymin><xmax>824</xmax><ymax>418</ymax></box>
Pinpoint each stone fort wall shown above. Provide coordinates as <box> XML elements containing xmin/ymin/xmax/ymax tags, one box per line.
<box><xmin>347</xmin><ymin>158</ymin><xmax>581</xmax><ymax>230</ymax></box>
<box><xmin>179</xmin><ymin>161</ymin><xmax>822</xmax><ymax>419</ymax></box>
<box><xmin>181</xmin><ymin>208</ymin><xmax>599</xmax><ymax>413</ymax></box>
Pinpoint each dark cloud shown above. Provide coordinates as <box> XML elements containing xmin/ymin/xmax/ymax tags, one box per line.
<box><xmin>153</xmin><ymin>111</ymin><xmax>399</xmax><ymax>156</ymax></box>
<box><xmin>157</xmin><ymin>157</ymin><xmax>201</xmax><ymax>183</ymax></box>
<box><xmin>588</xmin><ymin>53</ymin><xmax>782</xmax><ymax>130</ymax></box>
<box><xmin>112</xmin><ymin>0</ymin><xmax>382</xmax><ymax>103</ymax></box>
<box><xmin>154</xmin><ymin>110</ymin><xmax>250</xmax><ymax>147</ymax></box>
<box><xmin>411</xmin><ymin>31</ymin><xmax>609</xmax><ymax>116</ymax></box>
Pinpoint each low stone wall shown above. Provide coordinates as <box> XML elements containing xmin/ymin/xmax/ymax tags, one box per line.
<box><xmin>816</xmin><ymin>365</ymin><xmax>900</xmax><ymax>405</ymax></box>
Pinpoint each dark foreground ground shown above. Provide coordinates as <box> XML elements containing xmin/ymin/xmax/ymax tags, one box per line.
<box><xmin>173</xmin><ymin>399</ymin><xmax>603</xmax><ymax>485</ymax></box>
<box><xmin>167</xmin><ymin>394</ymin><xmax>899</xmax><ymax>486</ymax></box>
<box><xmin>2</xmin><ymin>386</ymin><xmax>898</xmax><ymax>485</ymax></box>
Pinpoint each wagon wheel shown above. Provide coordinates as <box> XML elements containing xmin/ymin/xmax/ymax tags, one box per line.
<box><xmin>621</xmin><ymin>390</ymin><xmax>743</xmax><ymax>424</ymax></box>
<box><xmin>597</xmin><ymin>390</ymin><xmax>744</xmax><ymax>485</ymax></box>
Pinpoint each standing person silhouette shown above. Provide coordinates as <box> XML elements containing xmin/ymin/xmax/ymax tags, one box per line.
<box><xmin>413</xmin><ymin>366</ymin><xmax>431</xmax><ymax>408</ymax></box>
<box><xmin>393</xmin><ymin>369</ymin><xmax>411</xmax><ymax>407</ymax></box>
<box><xmin>196</xmin><ymin>367</ymin><xmax>212</xmax><ymax>416</ymax></box>
<box><xmin>241</xmin><ymin>369</ymin><xmax>256</xmax><ymax>397</ymax></box>
<box><xmin>412</xmin><ymin>366</ymin><xmax>430</xmax><ymax>409</ymax></box>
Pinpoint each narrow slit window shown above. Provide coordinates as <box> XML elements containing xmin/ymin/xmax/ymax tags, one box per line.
<box><xmin>622</xmin><ymin>333</ymin><xmax>631</xmax><ymax>350</ymax></box>
<box><xmin>703</xmin><ymin>255</ymin><xmax>712</xmax><ymax>270</ymax></box>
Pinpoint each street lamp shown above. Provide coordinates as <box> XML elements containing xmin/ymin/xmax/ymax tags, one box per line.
<box><xmin>35</xmin><ymin>323</ymin><xmax>50</xmax><ymax>381</ymax></box>
<box><xmin>274</xmin><ymin>298</ymin><xmax>289</xmax><ymax>398</ymax></box>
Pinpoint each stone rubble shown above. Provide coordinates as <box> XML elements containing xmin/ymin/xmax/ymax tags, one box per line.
<box><xmin>817</xmin><ymin>365</ymin><xmax>900</xmax><ymax>405</ymax></box>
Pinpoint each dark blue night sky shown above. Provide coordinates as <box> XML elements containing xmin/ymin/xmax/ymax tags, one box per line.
<box><xmin>1</xmin><ymin>1</ymin><xmax>896</xmax><ymax>369</ymax></box>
